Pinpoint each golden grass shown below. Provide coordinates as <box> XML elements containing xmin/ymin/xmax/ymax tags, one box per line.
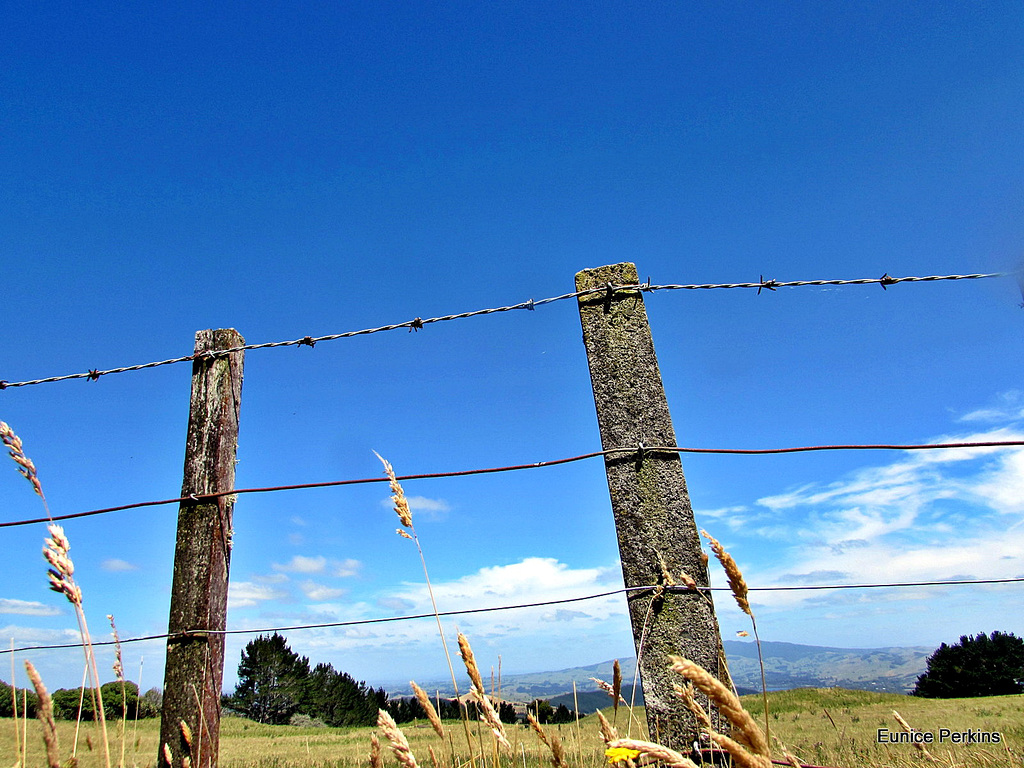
<box><xmin>5</xmin><ymin>692</ymin><xmax>1024</xmax><ymax>768</ymax></box>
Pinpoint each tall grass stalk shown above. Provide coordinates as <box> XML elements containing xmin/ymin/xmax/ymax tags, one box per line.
<box><xmin>702</xmin><ymin>530</ymin><xmax>770</xmax><ymax>749</ymax></box>
<box><xmin>11</xmin><ymin>638</ymin><xmax>21</xmax><ymax>768</ymax></box>
<box><xmin>2</xmin><ymin>420</ymin><xmax>111</xmax><ymax>768</ymax></box>
<box><xmin>375</xmin><ymin>452</ymin><xmax>478</xmax><ymax>768</ymax></box>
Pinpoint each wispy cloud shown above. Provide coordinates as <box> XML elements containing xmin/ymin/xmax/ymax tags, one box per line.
<box><xmin>300</xmin><ymin>581</ymin><xmax>349</xmax><ymax>601</ymax></box>
<box><xmin>332</xmin><ymin>559</ymin><xmax>361</xmax><ymax>578</ymax></box>
<box><xmin>101</xmin><ymin>558</ymin><xmax>138</xmax><ymax>572</ymax></box>
<box><xmin>253</xmin><ymin>558</ymin><xmax>632</xmax><ymax>679</ymax></box>
<box><xmin>273</xmin><ymin>555</ymin><xmax>327</xmax><ymax>574</ymax></box>
<box><xmin>718</xmin><ymin>427</ymin><xmax>1024</xmax><ymax>614</ymax></box>
<box><xmin>958</xmin><ymin>390</ymin><xmax>1024</xmax><ymax>424</ymax></box>
<box><xmin>0</xmin><ymin>598</ymin><xmax>63</xmax><ymax>617</ymax></box>
<box><xmin>229</xmin><ymin>581</ymin><xmax>289</xmax><ymax>609</ymax></box>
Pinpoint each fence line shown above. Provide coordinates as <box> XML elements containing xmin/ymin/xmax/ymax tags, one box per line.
<box><xmin>4</xmin><ymin>577</ymin><xmax>1022</xmax><ymax>658</ymax></box>
<box><xmin>3</xmin><ymin>439</ymin><xmax>1021</xmax><ymax>530</ymax></box>
<box><xmin>0</xmin><ymin>272</ymin><xmax>1008</xmax><ymax>390</ymax></box>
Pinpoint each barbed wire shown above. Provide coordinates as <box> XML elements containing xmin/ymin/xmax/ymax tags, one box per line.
<box><xmin>0</xmin><ymin>272</ymin><xmax>1009</xmax><ymax>390</ymax></box>
<box><xmin>3</xmin><ymin>577</ymin><xmax>1021</xmax><ymax>657</ymax></box>
<box><xmin>2</xmin><ymin>439</ymin><xmax>1021</xmax><ymax>529</ymax></box>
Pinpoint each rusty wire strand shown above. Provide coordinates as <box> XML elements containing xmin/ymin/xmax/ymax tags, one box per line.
<box><xmin>2</xmin><ymin>576</ymin><xmax>1021</xmax><ymax>657</ymax></box>
<box><xmin>0</xmin><ymin>272</ymin><xmax>1008</xmax><ymax>390</ymax></box>
<box><xmin>1</xmin><ymin>439</ymin><xmax>1021</xmax><ymax>529</ymax></box>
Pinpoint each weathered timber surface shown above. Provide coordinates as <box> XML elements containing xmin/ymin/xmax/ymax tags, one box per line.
<box><xmin>576</xmin><ymin>263</ymin><xmax>724</xmax><ymax>749</ymax></box>
<box><xmin>159</xmin><ymin>329</ymin><xmax>244</xmax><ymax>768</ymax></box>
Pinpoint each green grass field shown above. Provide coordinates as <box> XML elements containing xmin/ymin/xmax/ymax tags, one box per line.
<box><xmin>4</xmin><ymin>688</ymin><xmax>1023</xmax><ymax>768</ymax></box>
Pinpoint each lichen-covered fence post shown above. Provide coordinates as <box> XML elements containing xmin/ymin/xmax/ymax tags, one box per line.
<box><xmin>159</xmin><ymin>328</ymin><xmax>244</xmax><ymax>768</ymax></box>
<box><xmin>575</xmin><ymin>263</ymin><xmax>724</xmax><ymax>749</ymax></box>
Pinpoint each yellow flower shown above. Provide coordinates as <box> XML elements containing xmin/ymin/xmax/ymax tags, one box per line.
<box><xmin>605</xmin><ymin>747</ymin><xmax>641</xmax><ymax>764</ymax></box>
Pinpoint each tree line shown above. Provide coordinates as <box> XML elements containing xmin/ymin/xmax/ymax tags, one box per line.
<box><xmin>0</xmin><ymin>679</ymin><xmax>163</xmax><ymax>720</ymax></box>
<box><xmin>224</xmin><ymin>633</ymin><xmax>576</xmax><ymax>727</ymax></box>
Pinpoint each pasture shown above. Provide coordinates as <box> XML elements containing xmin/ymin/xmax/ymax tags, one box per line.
<box><xmin>4</xmin><ymin>688</ymin><xmax>1023</xmax><ymax>768</ymax></box>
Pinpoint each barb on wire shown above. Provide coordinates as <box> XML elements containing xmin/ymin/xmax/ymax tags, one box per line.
<box><xmin>2</xmin><ymin>577</ymin><xmax>1021</xmax><ymax>657</ymax></box>
<box><xmin>0</xmin><ymin>272</ymin><xmax>1008</xmax><ymax>390</ymax></box>
<box><xmin>2</xmin><ymin>439</ymin><xmax>1022</xmax><ymax>530</ymax></box>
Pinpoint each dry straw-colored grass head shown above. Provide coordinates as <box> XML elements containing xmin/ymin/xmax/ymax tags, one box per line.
<box><xmin>410</xmin><ymin>681</ymin><xmax>445</xmax><ymax>740</ymax></box>
<box><xmin>700</xmin><ymin>530</ymin><xmax>750</xmax><ymax>617</ymax></box>
<box><xmin>44</xmin><ymin>523</ymin><xmax>82</xmax><ymax>605</ymax></box>
<box><xmin>1</xmin><ymin>420</ymin><xmax>44</xmax><ymax>499</ymax></box>
<box><xmin>669</xmin><ymin>655</ymin><xmax>768</xmax><ymax>761</ymax></box>
<box><xmin>374</xmin><ymin>452</ymin><xmax>413</xmax><ymax>530</ymax></box>
<box><xmin>377</xmin><ymin>708</ymin><xmax>420</xmax><ymax>768</ymax></box>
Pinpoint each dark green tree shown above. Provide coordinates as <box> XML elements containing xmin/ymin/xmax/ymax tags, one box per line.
<box><xmin>498</xmin><ymin>701</ymin><xmax>517</xmax><ymax>724</ymax></box>
<box><xmin>232</xmin><ymin>633</ymin><xmax>311</xmax><ymax>724</ymax></box>
<box><xmin>302</xmin><ymin>662</ymin><xmax>380</xmax><ymax>727</ymax></box>
<box><xmin>550</xmin><ymin>703</ymin><xmax>574</xmax><ymax>724</ymax></box>
<box><xmin>0</xmin><ymin>680</ymin><xmax>38</xmax><ymax>718</ymax></box>
<box><xmin>52</xmin><ymin>688</ymin><xmax>95</xmax><ymax>720</ymax></box>
<box><xmin>528</xmin><ymin>699</ymin><xmax>554</xmax><ymax>724</ymax></box>
<box><xmin>101</xmin><ymin>680</ymin><xmax>140</xmax><ymax>720</ymax></box>
<box><xmin>913</xmin><ymin>631</ymin><xmax>1024</xmax><ymax>698</ymax></box>
<box><xmin>139</xmin><ymin>687</ymin><xmax>162</xmax><ymax>718</ymax></box>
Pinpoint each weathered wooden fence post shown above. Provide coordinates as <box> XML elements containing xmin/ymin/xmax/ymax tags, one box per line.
<box><xmin>159</xmin><ymin>329</ymin><xmax>244</xmax><ymax>768</ymax></box>
<box><xmin>576</xmin><ymin>263</ymin><xmax>724</xmax><ymax>750</ymax></box>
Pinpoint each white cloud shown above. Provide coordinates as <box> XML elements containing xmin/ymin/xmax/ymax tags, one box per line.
<box><xmin>0</xmin><ymin>598</ymin><xmax>63</xmax><ymax>617</ymax></box>
<box><xmin>958</xmin><ymin>391</ymin><xmax>1024</xmax><ymax>423</ymax></box>
<box><xmin>273</xmin><ymin>555</ymin><xmax>327</xmax><ymax>574</ymax></box>
<box><xmin>101</xmin><ymin>558</ymin><xmax>138</xmax><ymax>572</ymax></box>
<box><xmin>300</xmin><ymin>581</ymin><xmax>349</xmax><ymax>601</ymax></box>
<box><xmin>332</xmin><ymin>558</ymin><xmax>361</xmax><ymax>578</ymax></box>
<box><xmin>253</xmin><ymin>572</ymin><xmax>289</xmax><ymax>584</ymax></box>
<box><xmin>719</xmin><ymin>426</ymin><xmax>1024</xmax><ymax>615</ymax></box>
<box><xmin>229</xmin><ymin>581</ymin><xmax>289</xmax><ymax>609</ymax></box>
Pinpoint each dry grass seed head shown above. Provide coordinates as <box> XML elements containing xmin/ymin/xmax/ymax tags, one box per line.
<box><xmin>0</xmin><ymin>421</ymin><xmax>44</xmax><ymax>498</ymax></box>
<box><xmin>708</xmin><ymin>732</ymin><xmax>772</xmax><ymax>768</ymax></box>
<box><xmin>377</xmin><ymin>709</ymin><xmax>420</xmax><ymax>768</ymax></box>
<box><xmin>669</xmin><ymin>656</ymin><xmax>768</xmax><ymax>757</ymax></box>
<box><xmin>596</xmin><ymin>710</ymin><xmax>619</xmax><ymax>744</ymax></box>
<box><xmin>470</xmin><ymin>685</ymin><xmax>512</xmax><ymax>752</ymax></box>
<box><xmin>457</xmin><ymin>632</ymin><xmax>486</xmax><ymax>696</ymax></box>
<box><xmin>411</xmin><ymin>681</ymin><xmax>445</xmax><ymax>740</ymax></box>
<box><xmin>25</xmin><ymin>660</ymin><xmax>61</xmax><ymax>768</ymax></box>
<box><xmin>893</xmin><ymin>710</ymin><xmax>941</xmax><ymax>764</ymax></box>
<box><xmin>526</xmin><ymin>712</ymin><xmax>551</xmax><ymax>748</ymax></box>
<box><xmin>374</xmin><ymin>452</ymin><xmax>413</xmax><ymax>528</ymax></box>
<box><xmin>700</xmin><ymin>530</ymin><xmax>750</xmax><ymax>616</ymax></box>
<box><xmin>369</xmin><ymin>733</ymin><xmax>383</xmax><ymax>768</ymax></box>
<box><xmin>548</xmin><ymin>732</ymin><xmax>568</xmax><ymax>768</ymax></box>
<box><xmin>590</xmin><ymin>677</ymin><xmax>626</xmax><ymax>705</ymax></box>
<box><xmin>44</xmin><ymin>523</ymin><xmax>82</xmax><ymax>605</ymax></box>
<box><xmin>108</xmin><ymin>614</ymin><xmax>124</xmax><ymax>682</ymax></box>
<box><xmin>673</xmin><ymin>683</ymin><xmax>713</xmax><ymax>732</ymax></box>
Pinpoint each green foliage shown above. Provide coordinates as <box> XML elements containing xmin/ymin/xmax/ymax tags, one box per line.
<box><xmin>139</xmin><ymin>686</ymin><xmax>162</xmax><ymax>718</ymax></box>
<box><xmin>232</xmin><ymin>633</ymin><xmax>312</xmax><ymax>724</ymax></box>
<box><xmin>302</xmin><ymin>662</ymin><xmax>382</xmax><ymax>727</ymax></box>
<box><xmin>528</xmin><ymin>698</ymin><xmax>555</xmax><ymax>724</ymax></box>
<box><xmin>231</xmin><ymin>633</ymin><xmax>388</xmax><ymax>727</ymax></box>
<box><xmin>913</xmin><ymin>631</ymin><xmax>1024</xmax><ymax>698</ymax></box>
<box><xmin>0</xmin><ymin>679</ymin><xmax>39</xmax><ymax>718</ymax></box>
<box><xmin>498</xmin><ymin>700</ymin><xmax>517</xmax><ymax>724</ymax></box>
<box><xmin>101</xmin><ymin>679</ymin><xmax>140</xmax><ymax>719</ymax></box>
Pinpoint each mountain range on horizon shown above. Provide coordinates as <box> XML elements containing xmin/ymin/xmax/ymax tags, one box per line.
<box><xmin>388</xmin><ymin>641</ymin><xmax>933</xmax><ymax>704</ymax></box>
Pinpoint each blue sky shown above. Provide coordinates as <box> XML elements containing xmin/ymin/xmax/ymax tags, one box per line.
<box><xmin>2</xmin><ymin>2</ymin><xmax>1023</xmax><ymax>695</ymax></box>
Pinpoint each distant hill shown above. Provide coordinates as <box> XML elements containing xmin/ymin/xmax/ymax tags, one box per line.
<box><xmin>389</xmin><ymin>641</ymin><xmax>931</xmax><ymax>703</ymax></box>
